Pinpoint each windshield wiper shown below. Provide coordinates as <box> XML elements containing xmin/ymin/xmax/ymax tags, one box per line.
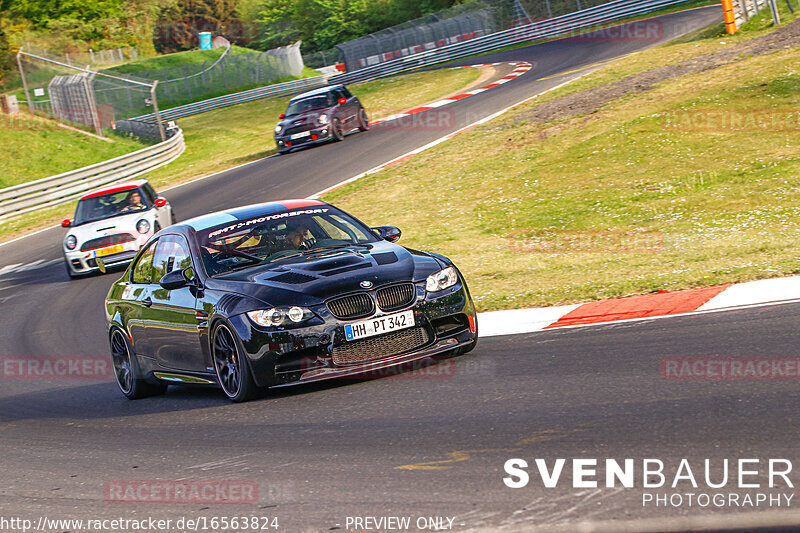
<box><xmin>269</xmin><ymin>244</ymin><xmax>371</xmax><ymax>262</ymax></box>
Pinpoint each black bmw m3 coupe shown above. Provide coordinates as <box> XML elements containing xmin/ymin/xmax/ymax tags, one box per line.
<box><xmin>104</xmin><ymin>199</ymin><xmax>478</xmax><ymax>402</ymax></box>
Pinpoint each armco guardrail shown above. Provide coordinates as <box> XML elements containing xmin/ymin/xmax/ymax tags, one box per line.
<box><xmin>128</xmin><ymin>0</ymin><xmax>697</xmax><ymax>123</ymax></box>
<box><xmin>329</xmin><ymin>0</ymin><xmax>698</xmax><ymax>85</ymax></box>
<box><xmin>132</xmin><ymin>75</ymin><xmax>330</xmax><ymax>124</ymax></box>
<box><xmin>0</xmin><ymin>127</ymin><xmax>185</xmax><ymax>221</ymax></box>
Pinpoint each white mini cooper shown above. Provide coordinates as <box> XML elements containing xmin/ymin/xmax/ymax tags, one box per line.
<box><xmin>62</xmin><ymin>179</ymin><xmax>174</xmax><ymax>279</ymax></box>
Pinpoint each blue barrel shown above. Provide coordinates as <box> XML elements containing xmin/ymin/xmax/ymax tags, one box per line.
<box><xmin>199</xmin><ymin>32</ymin><xmax>212</xmax><ymax>50</ymax></box>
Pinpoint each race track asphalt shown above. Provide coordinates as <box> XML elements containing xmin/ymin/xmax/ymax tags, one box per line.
<box><xmin>8</xmin><ymin>8</ymin><xmax>792</xmax><ymax>532</ymax></box>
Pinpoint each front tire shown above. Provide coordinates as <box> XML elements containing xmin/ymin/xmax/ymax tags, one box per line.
<box><xmin>212</xmin><ymin>322</ymin><xmax>259</xmax><ymax>402</ymax></box>
<box><xmin>357</xmin><ymin>109</ymin><xmax>369</xmax><ymax>132</ymax></box>
<box><xmin>110</xmin><ymin>328</ymin><xmax>167</xmax><ymax>400</ymax></box>
<box><xmin>331</xmin><ymin>118</ymin><xmax>344</xmax><ymax>142</ymax></box>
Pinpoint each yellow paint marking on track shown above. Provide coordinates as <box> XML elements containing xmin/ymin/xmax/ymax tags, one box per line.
<box><xmin>396</xmin><ymin>426</ymin><xmax>594</xmax><ymax>470</ymax></box>
<box><xmin>395</xmin><ymin>448</ymin><xmax>518</xmax><ymax>470</ymax></box>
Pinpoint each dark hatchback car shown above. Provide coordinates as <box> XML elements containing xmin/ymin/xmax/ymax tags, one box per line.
<box><xmin>104</xmin><ymin>199</ymin><xmax>478</xmax><ymax>402</ymax></box>
<box><xmin>274</xmin><ymin>85</ymin><xmax>368</xmax><ymax>153</ymax></box>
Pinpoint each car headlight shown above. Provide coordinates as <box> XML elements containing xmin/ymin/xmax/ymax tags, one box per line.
<box><xmin>426</xmin><ymin>266</ymin><xmax>458</xmax><ymax>292</ymax></box>
<box><xmin>136</xmin><ymin>219</ymin><xmax>150</xmax><ymax>234</ymax></box>
<box><xmin>318</xmin><ymin>113</ymin><xmax>329</xmax><ymax>125</ymax></box>
<box><xmin>274</xmin><ymin>124</ymin><xmax>283</xmax><ymax>134</ymax></box>
<box><xmin>64</xmin><ymin>234</ymin><xmax>77</xmax><ymax>250</ymax></box>
<box><xmin>247</xmin><ymin>306</ymin><xmax>312</xmax><ymax>327</ymax></box>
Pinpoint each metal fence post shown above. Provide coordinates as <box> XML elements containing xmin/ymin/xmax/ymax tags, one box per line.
<box><xmin>768</xmin><ymin>0</ymin><xmax>781</xmax><ymax>22</ymax></box>
<box><xmin>16</xmin><ymin>49</ymin><xmax>34</xmax><ymax>115</ymax></box>
<box><xmin>183</xmin><ymin>64</ymin><xmax>192</xmax><ymax>99</ymax></box>
<box><xmin>83</xmin><ymin>71</ymin><xmax>104</xmax><ymax>137</ymax></box>
<box><xmin>150</xmin><ymin>80</ymin><xmax>166</xmax><ymax>142</ymax></box>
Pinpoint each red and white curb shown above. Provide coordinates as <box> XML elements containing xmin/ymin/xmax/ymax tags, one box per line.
<box><xmin>477</xmin><ymin>276</ymin><xmax>800</xmax><ymax>337</ymax></box>
<box><xmin>369</xmin><ymin>62</ymin><xmax>532</xmax><ymax>126</ymax></box>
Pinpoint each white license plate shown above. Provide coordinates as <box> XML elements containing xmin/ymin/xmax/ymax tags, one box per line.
<box><xmin>290</xmin><ymin>131</ymin><xmax>310</xmax><ymax>140</ymax></box>
<box><xmin>344</xmin><ymin>310</ymin><xmax>414</xmax><ymax>341</ymax></box>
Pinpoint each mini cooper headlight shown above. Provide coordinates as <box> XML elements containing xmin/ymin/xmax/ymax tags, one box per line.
<box><xmin>274</xmin><ymin>124</ymin><xmax>282</xmax><ymax>134</ymax></box>
<box><xmin>136</xmin><ymin>219</ymin><xmax>150</xmax><ymax>234</ymax></box>
<box><xmin>64</xmin><ymin>234</ymin><xmax>77</xmax><ymax>250</ymax></box>
<box><xmin>426</xmin><ymin>266</ymin><xmax>458</xmax><ymax>292</ymax></box>
<box><xmin>318</xmin><ymin>113</ymin><xmax>329</xmax><ymax>125</ymax></box>
<box><xmin>247</xmin><ymin>306</ymin><xmax>312</xmax><ymax>327</ymax></box>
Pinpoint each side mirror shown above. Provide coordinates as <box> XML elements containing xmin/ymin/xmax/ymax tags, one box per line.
<box><xmin>337</xmin><ymin>97</ymin><xmax>347</xmax><ymax>105</ymax></box>
<box><xmin>372</xmin><ymin>226</ymin><xmax>401</xmax><ymax>243</ymax></box>
<box><xmin>159</xmin><ymin>267</ymin><xmax>197</xmax><ymax>290</ymax></box>
<box><xmin>279</xmin><ymin>113</ymin><xmax>285</xmax><ymax>119</ymax></box>
<box><xmin>154</xmin><ymin>197</ymin><xmax>167</xmax><ymax>208</ymax></box>
<box><xmin>61</xmin><ymin>219</ymin><xmax>71</xmax><ymax>228</ymax></box>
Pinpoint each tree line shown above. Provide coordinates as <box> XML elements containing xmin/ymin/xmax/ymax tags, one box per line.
<box><xmin>0</xmin><ymin>0</ymin><xmax>459</xmax><ymax>84</ymax></box>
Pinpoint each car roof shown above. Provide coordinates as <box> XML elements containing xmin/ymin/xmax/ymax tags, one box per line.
<box><xmin>79</xmin><ymin>179</ymin><xmax>148</xmax><ymax>200</ymax></box>
<box><xmin>289</xmin><ymin>84</ymin><xmax>344</xmax><ymax>102</ymax></box>
<box><xmin>182</xmin><ymin>199</ymin><xmax>330</xmax><ymax>232</ymax></box>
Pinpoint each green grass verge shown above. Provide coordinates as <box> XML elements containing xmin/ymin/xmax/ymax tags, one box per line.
<box><xmin>524</xmin><ymin>0</ymin><xmax>799</xmax><ymax>109</ymax></box>
<box><xmin>324</xmin><ymin>32</ymin><xmax>800</xmax><ymax>311</ymax></box>
<box><xmin>0</xmin><ymin>113</ymin><xmax>145</xmax><ymax>189</ymax></box>
<box><xmin>0</xmin><ymin>66</ymin><xmax>482</xmax><ymax>242</ymax></box>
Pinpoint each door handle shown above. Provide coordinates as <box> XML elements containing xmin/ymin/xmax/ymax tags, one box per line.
<box><xmin>142</xmin><ymin>297</ymin><xmax>152</xmax><ymax>307</ymax></box>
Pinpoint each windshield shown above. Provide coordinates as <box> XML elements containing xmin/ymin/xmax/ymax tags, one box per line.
<box><xmin>285</xmin><ymin>95</ymin><xmax>332</xmax><ymax>116</ymax></box>
<box><xmin>73</xmin><ymin>189</ymin><xmax>148</xmax><ymax>225</ymax></box>
<box><xmin>197</xmin><ymin>208</ymin><xmax>379</xmax><ymax>276</ymax></box>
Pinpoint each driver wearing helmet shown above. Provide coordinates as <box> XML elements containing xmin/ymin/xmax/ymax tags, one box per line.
<box><xmin>286</xmin><ymin>221</ymin><xmax>316</xmax><ymax>250</ymax></box>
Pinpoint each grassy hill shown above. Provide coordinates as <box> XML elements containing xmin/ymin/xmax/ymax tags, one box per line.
<box><xmin>102</xmin><ymin>45</ymin><xmax>262</xmax><ymax>75</ymax></box>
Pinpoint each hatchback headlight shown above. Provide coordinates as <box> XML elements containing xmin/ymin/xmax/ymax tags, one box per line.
<box><xmin>247</xmin><ymin>306</ymin><xmax>312</xmax><ymax>327</ymax></box>
<box><xmin>136</xmin><ymin>219</ymin><xmax>150</xmax><ymax>234</ymax></box>
<box><xmin>274</xmin><ymin>124</ymin><xmax>282</xmax><ymax>134</ymax></box>
<box><xmin>64</xmin><ymin>234</ymin><xmax>77</xmax><ymax>250</ymax></box>
<box><xmin>318</xmin><ymin>113</ymin><xmax>329</xmax><ymax>125</ymax></box>
<box><xmin>426</xmin><ymin>266</ymin><xmax>458</xmax><ymax>292</ymax></box>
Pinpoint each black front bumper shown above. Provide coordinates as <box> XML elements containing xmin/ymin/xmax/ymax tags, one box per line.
<box><xmin>275</xmin><ymin>126</ymin><xmax>331</xmax><ymax>151</ymax></box>
<box><xmin>228</xmin><ymin>282</ymin><xmax>477</xmax><ymax>388</ymax></box>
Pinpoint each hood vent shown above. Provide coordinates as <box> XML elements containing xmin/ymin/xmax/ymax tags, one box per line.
<box><xmin>268</xmin><ymin>272</ymin><xmax>318</xmax><ymax>285</ymax></box>
<box><xmin>373</xmin><ymin>252</ymin><xmax>398</xmax><ymax>265</ymax></box>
